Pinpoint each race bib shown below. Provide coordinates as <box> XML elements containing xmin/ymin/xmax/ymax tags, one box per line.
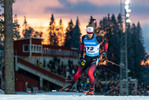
<box><xmin>86</xmin><ymin>46</ymin><xmax>99</xmax><ymax>54</ymax></box>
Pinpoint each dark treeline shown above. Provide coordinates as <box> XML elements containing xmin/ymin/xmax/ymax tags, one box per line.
<box><xmin>95</xmin><ymin>13</ymin><xmax>146</xmax><ymax>82</ymax></box>
<box><xmin>22</xmin><ymin>16</ymin><xmax>43</xmax><ymax>39</ymax></box>
<box><xmin>48</xmin><ymin>14</ymin><xmax>81</xmax><ymax>48</ymax></box>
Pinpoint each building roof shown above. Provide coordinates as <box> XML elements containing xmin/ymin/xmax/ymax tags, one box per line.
<box><xmin>14</xmin><ymin>37</ymin><xmax>44</xmax><ymax>41</ymax></box>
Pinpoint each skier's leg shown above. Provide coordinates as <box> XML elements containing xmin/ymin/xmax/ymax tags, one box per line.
<box><xmin>88</xmin><ymin>63</ymin><xmax>96</xmax><ymax>86</ymax></box>
<box><xmin>71</xmin><ymin>58</ymin><xmax>91</xmax><ymax>84</ymax></box>
<box><xmin>71</xmin><ymin>67</ymin><xmax>83</xmax><ymax>84</ymax></box>
<box><xmin>61</xmin><ymin>59</ymin><xmax>89</xmax><ymax>91</ymax></box>
<box><xmin>87</xmin><ymin>59</ymin><xmax>98</xmax><ymax>95</ymax></box>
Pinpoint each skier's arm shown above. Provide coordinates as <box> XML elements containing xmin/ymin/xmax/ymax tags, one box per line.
<box><xmin>80</xmin><ymin>36</ymin><xmax>85</xmax><ymax>58</ymax></box>
<box><xmin>102</xmin><ymin>41</ymin><xmax>108</xmax><ymax>61</ymax></box>
<box><xmin>96</xmin><ymin>36</ymin><xmax>108</xmax><ymax>52</ymax></box>
<box><xmin>96</xmin><ymin>36</ymin><xmax>108</xmax><ymax>61</ymax></box>
<box><xmin>103</xmin><ymin>41</ymin><xmax>108</xmax><ymax>53</ymax></box>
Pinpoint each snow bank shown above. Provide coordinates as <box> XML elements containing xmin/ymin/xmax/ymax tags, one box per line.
<box><xmin>0</xmin><ymin>95</ymin><xmax>149</xmax><ymax>100</ymax></box>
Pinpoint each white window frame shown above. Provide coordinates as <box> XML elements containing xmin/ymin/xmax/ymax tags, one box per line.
<box><xmin>31</xmin><ymin>44</ymin><xmax>42</xmax><ymax>53</ymax></box>
<box><xmin>23</xmin><ymin>44</ymin><xmax>29</xmax><ymax>52</ymax></box>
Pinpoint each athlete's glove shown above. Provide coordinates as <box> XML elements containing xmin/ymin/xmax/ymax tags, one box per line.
<box><xmin>102</xmin><ymin>52</ymin><xmax>107</xmax><ymax>61</ymax></box>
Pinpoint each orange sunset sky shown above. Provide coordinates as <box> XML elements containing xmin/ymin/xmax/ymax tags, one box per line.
<box><xmin>12</xmin><ymin>0</ymin><xmax>149</xmax><ymax>53</ymax></box>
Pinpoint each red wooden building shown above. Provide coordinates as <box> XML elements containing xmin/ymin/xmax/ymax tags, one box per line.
<box><xmin>14</xmin><ymin>37</ymin><xmax>78</xmax><ymax>58</ymax></box>
<box><xmin>13</xmin><ymin>37</ymin><xmax>79</xmax><ymax>92</ymax></box>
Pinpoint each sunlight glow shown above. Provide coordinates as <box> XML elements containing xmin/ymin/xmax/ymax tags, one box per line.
<box><xmin>141</xmin><ymin>59</ymin><xmax>149</xmax><ymax>66</ymax></box>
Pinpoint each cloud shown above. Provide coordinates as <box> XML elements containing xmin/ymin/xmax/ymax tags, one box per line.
<box><xmin>66</xmin><ymin>0</ymin><xmax>149</xmax><ymax>7</ymax></box>
<box><xmin>45</xmin><ymin>2</ymin><xmax>120</xmax><ymax>15</ymax></box>
<box><xmin>67</xmin><ymin>0</ymin><xmax>120</xmax><ymax>6</ymax></box>
<box><xmin>131</xmin><ymin>4</ymin><xmax>149</xmax><ymax>16</ymax></box>
<box><xmin>13</xmin><ymin>0</ymin><xmax>149</xmax><ymax>22</ymax></box>
<box><xmin>133</xmin><ymin>0</ymin><xmax>149</xmax><ymax>7</ymax></box>
<box><xmin>129</xmin><ymin>4</ymin><xmax>149</xmax><ymax>25</ymax></box>
<box><xmin>13</xmin><ymin>0</ymin><xmax>64</xmax><ymax>18</ymax></box>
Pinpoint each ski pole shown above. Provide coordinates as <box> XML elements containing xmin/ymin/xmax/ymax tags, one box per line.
<box><xmin>100</xmin><ymin>60</ymin><xmax>126</xmax><ymax>69</ymax></box>
<box><xmin>106</xmin><ymin>60</ymin><xmax>129</xmax><ymax>71</ymax></box>
<box><xmin>106</xmin><ymin>59</ymin><xmax>120</xmax><ymax>67</ymax></box>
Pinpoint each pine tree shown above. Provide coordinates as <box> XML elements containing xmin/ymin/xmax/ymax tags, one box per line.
<box><xmin>117</xmin><ymin>13</ymin><xmax>123</xmax><ymax>30</ymax></box>
<box><xmin>103</xmin><ymin>14</ymin><xmax>121</xmax><ymax>64</ymax></box>
<box><xmin>71</xmin><ymin>17</ymin><xmax>81</xmax><ymax>49</ymax></box>
<box><xmin>98</xmin><ymin>13</ymin><xmax>146</xmax><ymax>80</ymax></box>
<box><xmin>99</xmin><ymin>14</ymin><xmax>122</xmax><ymax>73</ymax></box>
<box><xmin>48</xmin><ymin>14</ymin><xmax>58</xmax><ymax>46</ymax></box>
<box><xmin>57</xmin><ymin>18</ymin><xmax>64</xmax><ymax>46</ymax></box>
<box><xmin>111</xmin><ymin>14</ymin><xmax>121</xmax><ymax>64</ymax></box>
<box><xmin>89</xmin><ymin>16</ymin><xmax>96</xmax><ymax>25</ymax></box>
<box><xmin>22</xmin><ymin>16</ymin><xmax>28</xmax><ymax>38</ymax></box>
<box><xmin>0</xmin><ymin>13</ymin><xmax>21</xmax><ymax>41</ymax></box>
<box><xmin>127</xmin><ymin>23</ymin><xmax>135</xmax><ymax>78</ymax></box>
<box><xmin>89</xmin><ymin>16</ymin><xmax>98</xmax><ymax>34</ymax></box>
<box><xmin>127</xmin><ymin>22</ymin><xmax>146</xmax><ymax>80</ymax></box>
<box><xmin>22</xmin><ymin>16</ymin><xmax>34</xmax><ymax>38</ymax></box>
<box><xmin>134</xmin><ymin>22</ymin><xmax>146</xmax><ymax>80</ymax></box>
<box><xmin>13</xmin><ymin>14</ymin><xmax>21</xmax><ymax>40</ymax></box>
<box><xmin>64</xmin><ymin>19</ymin><xmax>74</xmax><ymax>47</ymax></box>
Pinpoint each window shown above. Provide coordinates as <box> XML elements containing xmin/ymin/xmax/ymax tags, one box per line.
<box><xmin>34</xmin><ymin>45</ymin><xmax>36</xmax><ymax>52</ymax></box>
<box><xmin>39</xmin><ymin>46</ymin><xmax>41</xmax><ymax>52</ymax></box>
<box><xmin>23</xmin><ymin>44</ymin><xmax>29</xmax><ymax>52</ymax></box>
<box><xmin>31</xmin><ymin>45</ymin><xmax>34</xmax><ymax>52</ymax></box>
<box><xmin>31</xmin><ymin>44</ymin><xmax>42</xmax><ymax>53</ymax></box>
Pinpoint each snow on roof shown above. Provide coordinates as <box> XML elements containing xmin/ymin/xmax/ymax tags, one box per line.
<box><xmin>14</xmin><ymin>37</ymin><xmax>44</xmax><ymax>41</ymax></box>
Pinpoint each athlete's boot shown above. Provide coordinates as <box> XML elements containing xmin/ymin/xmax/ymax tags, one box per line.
<box><xmin>86</xmin><ymin>85</ymin><xmax>95</xmax><ymax>95</ymax></box>
<box><xmin>60</xmin><ymin>84</ymin><xmax>73</xmax><ymax>92</ymax></box>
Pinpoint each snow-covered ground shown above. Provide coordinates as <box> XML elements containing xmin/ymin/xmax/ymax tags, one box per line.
<box><xmin>0</xmin><ymin>95</ymin><xmax>149</xmax><ymax>100</ymax></box>
<box><xmin>0</xmin><ymin>92</ymin><xmax>149</xmax><ymax>100</ymax></box>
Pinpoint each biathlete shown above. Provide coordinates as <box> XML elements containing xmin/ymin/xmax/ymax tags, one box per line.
<box><xmin>61</xmin><ymin>24</ymin><xmax>108</xmax><ymax>95</ymax></box>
